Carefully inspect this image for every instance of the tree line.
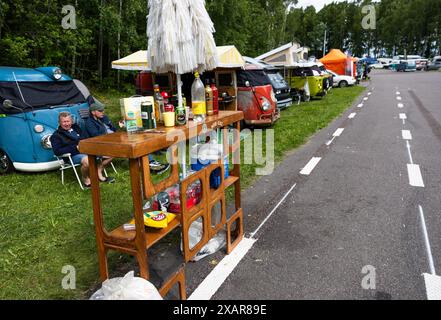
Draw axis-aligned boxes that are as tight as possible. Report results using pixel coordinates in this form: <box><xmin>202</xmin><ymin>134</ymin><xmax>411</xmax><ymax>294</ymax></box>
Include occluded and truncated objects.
<box><xmin>0</xmin><ymin>0</ymin><xmax>440</xmax><ymax>87</ymax></box>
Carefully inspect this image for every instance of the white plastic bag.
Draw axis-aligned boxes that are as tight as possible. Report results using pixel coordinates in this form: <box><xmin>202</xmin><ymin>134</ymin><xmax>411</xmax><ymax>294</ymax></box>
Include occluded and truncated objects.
<box><xmin>183</xmin><ymin>220</ymin><xmax>226</xmax><ymax>262</ymax></box>
<box><xmin>90</xmin><ymin>271</ymin><xmax>163</xmax><ymax>300</ymax></box>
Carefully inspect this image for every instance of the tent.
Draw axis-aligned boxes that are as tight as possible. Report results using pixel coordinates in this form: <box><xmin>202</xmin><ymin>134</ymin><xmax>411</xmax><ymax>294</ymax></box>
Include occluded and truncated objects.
<box><xmin>320</xmin><ymin>49</ymin><xmax>357</xmax><ymax>77</ymax></box>
<box><xmin>111</xmin><ymin>46</ymin><xmax>245</xmax><ymax>71</ymax></box>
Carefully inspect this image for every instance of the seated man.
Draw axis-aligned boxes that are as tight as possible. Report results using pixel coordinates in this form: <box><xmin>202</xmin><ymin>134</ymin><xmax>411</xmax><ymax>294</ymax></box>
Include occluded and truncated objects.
<box><xmin>85</xmin><ymin>102</ymin><xmax>116</xmax><ymax>183</ymax></box>
<box><xmin>51</xmin><ymin>111</ymin><xmax>108</xmax><ymax>188</ymax></box>
<box><xmin>87</xmin><ymin>101</ymin><xmax>169</xmax><ymax>174</ymax></box>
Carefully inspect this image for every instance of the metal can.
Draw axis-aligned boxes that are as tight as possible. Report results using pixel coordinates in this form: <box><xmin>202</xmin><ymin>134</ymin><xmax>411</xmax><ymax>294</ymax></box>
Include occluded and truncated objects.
<box><xmin>175</xmin><ymin>106</ymin><xmax>186</xmax><ymax>126</ymax></box>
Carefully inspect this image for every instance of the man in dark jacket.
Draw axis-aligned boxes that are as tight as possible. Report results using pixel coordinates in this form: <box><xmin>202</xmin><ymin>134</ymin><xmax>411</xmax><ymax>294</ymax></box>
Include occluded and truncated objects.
<box><xmin>51</xmin><ymin>111</ymin><xmax>107</xmax><ymax>188</ymax></box>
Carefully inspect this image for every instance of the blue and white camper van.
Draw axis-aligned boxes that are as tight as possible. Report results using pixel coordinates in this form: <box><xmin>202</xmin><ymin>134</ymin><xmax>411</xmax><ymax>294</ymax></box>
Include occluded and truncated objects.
<box><xmin>0</xmin><ymin>66</ymin><xmax>92</xmax><ymax>174</ymax></box>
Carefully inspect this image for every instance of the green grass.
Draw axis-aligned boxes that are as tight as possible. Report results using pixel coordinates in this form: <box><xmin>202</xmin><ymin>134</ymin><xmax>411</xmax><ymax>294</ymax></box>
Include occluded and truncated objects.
<box><xmin>0</xmin><ymin>85</ymin><xmax>364</xmax><ymax>299</ymax></box>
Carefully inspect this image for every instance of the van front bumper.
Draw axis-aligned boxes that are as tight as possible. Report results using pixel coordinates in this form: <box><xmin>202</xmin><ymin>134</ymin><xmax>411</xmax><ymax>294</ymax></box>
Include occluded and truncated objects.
<box><xmin>245</xmin><ymin>110</ymin><xmax>280</xmax><ymax>126</ymax></box>
<box><xmin>14</xmin><ymin>160</ymin><xmax>60</xmax><ymax>172</ymax></box>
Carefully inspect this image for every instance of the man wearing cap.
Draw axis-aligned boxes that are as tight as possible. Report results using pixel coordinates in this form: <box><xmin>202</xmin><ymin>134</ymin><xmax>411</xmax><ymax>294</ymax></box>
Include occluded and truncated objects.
<box><xmin>85</xmin><ymin>101</ymin><xmax>116</xmax><ymax>183</ymax></box>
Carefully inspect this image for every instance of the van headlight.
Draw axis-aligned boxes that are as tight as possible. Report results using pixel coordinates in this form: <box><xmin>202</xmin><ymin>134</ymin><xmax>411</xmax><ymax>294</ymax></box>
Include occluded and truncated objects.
<box><xmin>260</xmin><ymin>97</ymin><xmax>271</xmax><ymax>111</ymax></box>
<box><xmin>276</xmin><ymin>90</ymin><xmax>281</xmax><ymax>95</ymax></box>
<box><xmin>41</xmin><ymin>135</ymin><xmax>52</xmax><ymax>149</ymax></box>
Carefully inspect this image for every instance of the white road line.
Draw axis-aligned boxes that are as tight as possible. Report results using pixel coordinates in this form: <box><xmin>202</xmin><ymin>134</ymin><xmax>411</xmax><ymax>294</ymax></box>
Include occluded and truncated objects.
<box><xmin>326</xmin><ymin>137</ymin><xmax>336</xmax><ymax>146</ymax></box>
<box><xmin>348</xmin><ymin>113</ymin><xmax>357</xmax><ymax>119</ymax></box>
<box><xmin>363</xmin><ymin>97</ymin><xmax>369</xmax><ymax>101</ymax></box>
<box><xmin>357</xmin><ymin>103</ymin><xmax>364</xmax><ymax>108</ymax></box>
<box><xmin>367</xmin><ymin>92</ymin><xmax>372</xmax><ymax>96</ymax></box>
<box><xmin>407</xmin><ymin>164</ymin><xmax>425</xmax><ymax>187</ymax></box>
<box><xmin>402</xmin><ymin>130</ymin><xmax>412</xmax><ymax>140</ymax></box>
<box><xmin>423</xmin><ymin>273</ymin><xmax>441</xmax><ymax>300</ymax></box>
<box><xmin>250</xmin><ymin>183</ymin><xmax>297</xmax><ymax>239</ymax></box>
<box><xmin>406</xmin><ymin>141</ymin><xmax>414</xmax><ymax>164</ymax></box>
<box><xmin>419</xmin><ymin>206</ymin><xmax>436</xmax><ymax>275</ymax></box>
<box><xmin>399</xmin><ymin>113</ymin><xmax>407</xmax><ymax>124</ymax></box>
<box><xmin>188</xmin><ymin>237</ymin><xmax>256</xmax><ymax>300</ymax></box>
<box><xmin>398</xmin><ymin>103</ymin><xmax>404</xmax><ymax>108</ymax></box>
<box><xmin>397</xmin><ymin>96</ymin><xmax>402</xmax><ymax>101</ymax></box>
<box><xmin>333</xmin><ymin>128</ymin><xmax>345</xmax><ymax>137</ymax></box>
<box><xmin>396</xmin><ymin>91</ymin><xmax>401</xmax><ymax>95</ymax></box>
<box><xmin>300</xmin><ymin>157</ymin><xmax>322</xmax><ymax>175</ymax></box>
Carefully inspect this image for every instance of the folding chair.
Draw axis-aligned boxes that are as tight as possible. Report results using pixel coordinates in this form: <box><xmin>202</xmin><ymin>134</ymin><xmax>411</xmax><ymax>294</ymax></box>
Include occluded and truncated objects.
<box><xmin>54</xmin><ymin>153</ymin><xmax>85</xmax><ymax>190</ymax></box>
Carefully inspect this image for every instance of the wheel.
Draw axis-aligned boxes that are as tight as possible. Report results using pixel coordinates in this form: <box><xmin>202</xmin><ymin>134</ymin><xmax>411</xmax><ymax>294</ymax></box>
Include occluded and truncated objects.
<box><xmin>339</xmin><ymin>80</ymin><xmax>348</xmax><ymax>88</ymax></box>
<box><xmin>0</xmin><ymin>150</ymin><xmax>14</xmax><ymax>174</ymax></box>
<box><xmin>302</xmin><ymin>93</ymin><xmax>311</xmax><ymax>102</ymax></box>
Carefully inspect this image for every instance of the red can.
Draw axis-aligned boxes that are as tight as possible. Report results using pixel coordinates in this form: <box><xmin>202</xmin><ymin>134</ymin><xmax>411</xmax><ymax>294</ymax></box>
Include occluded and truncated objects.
<box><xmin>164</xmin><ymin>104</ymin><xmax>175</xmax><ymax>112</ymax></box>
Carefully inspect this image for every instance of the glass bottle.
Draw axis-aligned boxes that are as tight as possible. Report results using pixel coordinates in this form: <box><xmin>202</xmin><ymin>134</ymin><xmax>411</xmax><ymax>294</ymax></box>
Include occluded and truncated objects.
<box><xmin>153</xmin><ymin>84</ymin><xmax>165</xmax><ymax>124</ymax></box>
<box><xmin>211</xmin><ymin>79</ymin><xmax>219</xmax><ymax>115</ymax></box>
<box><xmin>191</xmin><ymin>72</ymin><xmax>206</xmax><ymax>122</ymax></box>
<box><xmin>205</xmin><ymin>79</ymin><xmax>214</xmax><ymax>117</ymax></box>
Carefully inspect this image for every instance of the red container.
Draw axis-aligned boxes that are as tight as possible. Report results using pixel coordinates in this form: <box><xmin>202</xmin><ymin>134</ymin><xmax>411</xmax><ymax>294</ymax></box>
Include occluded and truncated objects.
<box><xmin>164</xmin><ymin>104</ymin><xmax>175</xmax><ymax>112</ymax></box>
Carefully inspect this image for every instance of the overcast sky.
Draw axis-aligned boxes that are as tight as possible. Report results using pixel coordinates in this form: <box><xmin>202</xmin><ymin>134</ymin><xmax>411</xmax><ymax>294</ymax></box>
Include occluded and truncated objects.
<box><xmin>293</xmin><ymin>0</ymin><xmax>352</xmax><ymax>12</ymax></box>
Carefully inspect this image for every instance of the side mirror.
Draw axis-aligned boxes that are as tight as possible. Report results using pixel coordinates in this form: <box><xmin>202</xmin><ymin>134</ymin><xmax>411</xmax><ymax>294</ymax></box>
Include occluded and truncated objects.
<box><xmin>3</xmin><ymin>100</ymin><xmax>14</xmax><ymax>109</ymax></box>
<box><xmin>245</xmin><ymin>81</ymin><xmax>251</xmax><ymax>87</ymax></box>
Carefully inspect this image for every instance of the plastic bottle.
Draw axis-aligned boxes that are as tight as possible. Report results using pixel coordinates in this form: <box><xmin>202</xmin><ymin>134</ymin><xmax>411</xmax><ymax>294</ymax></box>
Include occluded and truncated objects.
<box><xmin>153</xmin><ymin>84</ymin><xmax>164</xmax><ymax>124</ymax></box>
<box><xmin>191</xmin><ymin>72</ymin><xmax>206</xmax><ymax>122</ymax></box>
<box><xmin>211</xmin><ymin>79</ymin><xmax>219</xmax><ymax>115</ymax></box>
<box><xmin>205</xmin><ymin>79</ymin><xmax>214</xmax><ymax>117</ymax></box>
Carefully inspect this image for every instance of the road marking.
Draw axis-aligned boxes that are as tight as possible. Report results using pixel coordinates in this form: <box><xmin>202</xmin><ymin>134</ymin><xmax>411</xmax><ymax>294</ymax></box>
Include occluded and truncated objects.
<box><xmin>357</xmin><ymin>103</ymin><xmax>364</xmax><ymax>108</ymax></box>
<box><xmin>333</xmin><ymin>128</ymin><xmax>345</xmax><ymax>137</ymax></box>
<box><xmin>250</xmin><ymin>183</ymin><xmax>297</xmax><ymax>239</ymax></box>
<box><xmin>326</xmin><ymin>137</ymin><xmax>335</xmax><ymax>146</ymax></box>
<box><xmin>397</xmin><ymin>96</ymin><xmax>402</xmax><ymax>101</ymax></box>
<box><xmin>423</xmin><ymin>273</ymin><xmax>441</xmax><ymax>300</ymax></box>
<box><xmin>367</xmin><ymin>92</ymin><xmax>372</xmax><ymax>96</ymax></box>
<box><xmin>399</xmin><ymin>113</ymin><xmax>407</xmax><ymax>124</ymax></box>
<box><xmin>419</xmin><ymin>206</ymin><xmax>436</xmax><ymax>275</ymax></box>
<box><xmin>348</xmin><ymin>113</ymin><xmax>357</xmax><ymax>119</ymax></box>
<box><xmin>406</xmin><ymin>141</ymin><xmax>414</xmax><ymax>164</ymax></box>
<box><xmin>188</xmin><ymin>237</ymin><xmax>256</xmax><ymax>300</ymax></box>
<box><xmin>398</xmin><ymin>103</ymin><xmax>404</xmax><ymax>108</ymax></box>
<box><xmin>407</xmin><ymin>164</ymin><xmax>425</xmax><ymax>187</ymax></box>
<box><xmin>402</xmin><ymin>130</ymin><xmax>412</xmax><ymax>140</ymax></box>
<box><xmin>396</xmin><ymin>91</ymin><xmax>401</xmax><ymax>95</ymax></box>
<box><xmin>363</xmin><ymin>97</ymin><xmax>369</xmax><ymax>101</ymax></box>
<box><xmin>300</xmin><ymin>157</ymin><xmax>322</xmax><ymax>175</ymax></box>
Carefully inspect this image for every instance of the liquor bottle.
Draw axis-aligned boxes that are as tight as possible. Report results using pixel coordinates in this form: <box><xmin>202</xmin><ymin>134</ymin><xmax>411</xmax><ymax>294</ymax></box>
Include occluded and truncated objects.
<box><xmin>205</xmin><ymin>79</ymin><xmax>214</xmax><ymax>117</ymax></box>
<box><xmin>141</xmin><ymin>101</ymin><xmax>154</xmax><ymax>129</ymax></box>
<box><xmin>153</xmin><ymin>84</ymin><xmax>164</xmax><ymax>124</ymax></box>
<box><xmin>210</xmin><ymin>79</ymin><xmax>219</xmax><ymax>115</ymax></box>
<box><xmin>191</xmin><ymin>72</ymin><xmax>206</xmax><ymax>122</ymax></box>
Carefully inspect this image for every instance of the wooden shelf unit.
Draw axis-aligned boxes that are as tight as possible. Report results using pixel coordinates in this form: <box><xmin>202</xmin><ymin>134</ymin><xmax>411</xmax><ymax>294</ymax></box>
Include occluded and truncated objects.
<box><xmin>79</xmin><ymin>111</ymin><xmax>244</xmax><ymax>290</ymax></box>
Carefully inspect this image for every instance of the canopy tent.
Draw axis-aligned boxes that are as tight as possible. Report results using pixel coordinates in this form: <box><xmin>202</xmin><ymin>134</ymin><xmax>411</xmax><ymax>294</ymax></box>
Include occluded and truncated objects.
<box><xmin>320</xmin><ymin>49</ymin><xmax>357</xmax><ymax>77</ymax></box>
<box><xmin>111</xmin><ymin>46</ymin><xmax>245</xmax><ymax>71</ymax></box>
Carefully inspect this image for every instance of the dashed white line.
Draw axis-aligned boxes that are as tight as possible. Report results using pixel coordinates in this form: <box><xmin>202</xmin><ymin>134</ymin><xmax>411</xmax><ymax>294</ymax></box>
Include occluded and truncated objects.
<box><xmin>407</xmin><ymin>164</ymin><xmax>425</xmax><ymax>187</ymax></box>
<box><xmin>300</xmin><ymin>157</ymin><xmax>322</xmax><ymax>175</ymax></box>
<box><xmin>348</xmin><ymin>113</ymin><xmax>357</xmax><ymax>119</ymax></box>
<box><xmin>398</xmin><ymin>103</ymin><xmax>404</xmax><ymax>108</ymax></box>
<box><xmin>363</xmin><ymin>97</ymin><xmax>369</xmax><ymax>101</ymax></box>
<box><xmin>397</xmin><ymin>96</ymin><xmax>402</xmax><ymax>101</ymax></box>
<box><xmin>423</xmin><ymin>273</ymin><xmax>441</xmax><ymax>300</ymax></box>
<box><xmin>399</xmin><ymin>113</ymin><xmax>407</xmax><ymax>124</ymax></box>
<box><xmin>333</xmin><ymin>128</ymin><xmax>345</xmax><ymax>137</ymax></box>
<box><xmin>402</xmin><ymin>130</ymin><xmax>412</xmax><ymax>140</ymax></box>
<box><xmin>406</xmin><ymin>141</ymin><xmax>414</xmax><ymax>164</ymax></box>
<box><xmin>367</xmin><ymin>92</ymin><xmax>372</xmax><ymax>96</ymax></box>
<box><xmin>396</xmin><ymin>91</ymin><xmax>401</xmax><ymax>95</ymax></box>
<box><xmin>357</xmin><ymin>103</ymin><xmax>364</xmax><ymax>108</ymax></box>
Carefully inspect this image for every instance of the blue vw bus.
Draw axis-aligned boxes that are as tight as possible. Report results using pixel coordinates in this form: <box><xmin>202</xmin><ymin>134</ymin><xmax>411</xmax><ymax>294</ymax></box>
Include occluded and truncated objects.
<box><xmin>0</xmin><ymin>66</ymin><xmax>92</xmax><ymax>174</ymax></box>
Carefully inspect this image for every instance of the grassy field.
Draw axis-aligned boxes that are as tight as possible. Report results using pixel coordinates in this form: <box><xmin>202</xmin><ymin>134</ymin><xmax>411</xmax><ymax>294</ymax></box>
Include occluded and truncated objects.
<box><xmin>0</xmin><ymin>85</ymin><xmax>365</xmax><ymax>299</ymax></box>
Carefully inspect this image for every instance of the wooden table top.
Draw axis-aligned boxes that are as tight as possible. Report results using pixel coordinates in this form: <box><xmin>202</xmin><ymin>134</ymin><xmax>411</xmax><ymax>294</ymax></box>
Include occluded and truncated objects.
<box><xmin>79</xmin><ymin>110</ymin><xmax>243</xmax><ymax>158</ymax></box>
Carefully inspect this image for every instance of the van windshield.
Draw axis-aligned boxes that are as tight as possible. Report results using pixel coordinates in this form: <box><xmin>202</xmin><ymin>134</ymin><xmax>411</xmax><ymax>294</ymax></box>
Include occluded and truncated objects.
<box><xmin>237</xmin><ymin>70</ymin><xmax>271</xmax><ymax>87</ymax></box>
<box><xmin>0</xmin><ymin>80</ymin><xmax>87</xmax><ymax>114</ymax></box>
<box><xmin>266</xmin><ymin>72</ymin><xmax>287</xmax><ymax>89</ymax></box>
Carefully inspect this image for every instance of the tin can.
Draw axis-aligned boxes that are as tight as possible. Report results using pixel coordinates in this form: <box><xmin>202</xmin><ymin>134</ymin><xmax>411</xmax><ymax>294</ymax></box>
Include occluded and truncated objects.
<box><xmin>176</xmin><ymin>106</ymin><xmax>186</xmax><ymax>126</ymax></box>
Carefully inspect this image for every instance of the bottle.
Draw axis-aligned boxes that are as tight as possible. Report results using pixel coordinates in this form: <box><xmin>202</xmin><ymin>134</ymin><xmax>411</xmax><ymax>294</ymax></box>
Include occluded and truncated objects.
<box><xmin>141</xmin><ymin>101</ymin><xmax>154</xmax><ymax>129</ymax></box>
<box><xmin>176</xmin><ymin>105</ymin><xmax>186</xmax><ymax>126</ymax></box>
<box><xmin>211</xmin><ymin>79</ymin><xmax>219</xmax><ymax>115</ymax></box>
<box><xmin>205</xmin><ymin>79</ymin><xmax>214</xmax><ymax>117</ymax></box>
<box><xmin>153</xmin><ymin>84</ymin><xmax>165</xmax><ymax>124</ymax></box>
<box><xmin>191</xmin><ymin>72</ymin><xmax>206</xmax><ymax>122</ymax></box>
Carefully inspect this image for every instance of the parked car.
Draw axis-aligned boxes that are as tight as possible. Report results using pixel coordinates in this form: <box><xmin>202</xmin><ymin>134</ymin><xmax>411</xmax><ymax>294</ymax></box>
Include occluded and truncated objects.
<box><xmin>326</xmin><ymin>70</ymin><xmax>356</xmax><ymax>87</ymax></box>
<box><xmin>243</xmin><ymin>57</ymin><xmax>292</xmax><ymax>109</ymax></box>
<box><xmin>425</xmin><ymin>56</ymin><xmax>441</xmax><ymax>71</ymax></box>
<box><xmin>394</xmin><ymin>60</ymin><xmax>417</xmax><ymax>72</ymax></box>
<box><xmin>0</xmin><ymin>66</ymin><xmax>93</xmax><ymax>174</ymax></box>
<box><xmin>416</xmin><ymin>59</ymin><xmax>429</xmax><ymax>71</ymax></box>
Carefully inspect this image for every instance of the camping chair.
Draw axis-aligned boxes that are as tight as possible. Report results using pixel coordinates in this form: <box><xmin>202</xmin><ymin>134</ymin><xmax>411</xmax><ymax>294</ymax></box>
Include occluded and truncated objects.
<box><xmin>54</xmin><ymin>153</ymin><xmax>85</xmax><ymax>190</ymax></box>
<box><xmin>54</xmin><ymin>153</ymin><xmax>117</xmax><ymax>190</ymax></box>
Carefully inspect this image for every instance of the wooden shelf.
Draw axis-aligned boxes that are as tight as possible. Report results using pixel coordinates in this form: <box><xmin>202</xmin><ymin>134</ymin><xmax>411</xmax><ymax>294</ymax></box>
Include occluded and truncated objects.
<box><xmin>109</xmin><ymin>217</ymin><xmax>181</xmax><ymax>250</ymax></box>
<box><xmin>224</xmin><ymin>175</ymin><xmax>239</xmax><ymax>189</ymax></box>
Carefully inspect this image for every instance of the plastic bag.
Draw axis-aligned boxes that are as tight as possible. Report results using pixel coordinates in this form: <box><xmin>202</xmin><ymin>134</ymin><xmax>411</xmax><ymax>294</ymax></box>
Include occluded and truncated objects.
<box><xmin>90</xmin><ymin>271</ymin><xmax>163</xmax><ymax>300</ymax></box>
<box><xmin>183</xmin><ymin>220</ymin><xmax>226</xmax><ymax>262</ymax></box>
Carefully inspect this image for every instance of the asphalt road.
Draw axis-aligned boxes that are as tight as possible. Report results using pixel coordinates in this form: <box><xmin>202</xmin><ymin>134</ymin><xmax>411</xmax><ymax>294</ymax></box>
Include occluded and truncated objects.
<box><xmin>185</xmin><ymin>70</ymin><xmax>441</xmax><ymax>300</ymax></box>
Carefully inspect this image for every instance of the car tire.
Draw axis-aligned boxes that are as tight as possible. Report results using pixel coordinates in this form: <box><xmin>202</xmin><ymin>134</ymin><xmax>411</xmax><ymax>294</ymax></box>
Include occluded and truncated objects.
<box><xmin>0</xmin><ymin>150</ymin><xmax>14</xmax><ymax>174</ymax></box>
<box><xmin>339</xmin><ymin>81</ymin><xmax>348</xmax><ymax>88</ymax></box>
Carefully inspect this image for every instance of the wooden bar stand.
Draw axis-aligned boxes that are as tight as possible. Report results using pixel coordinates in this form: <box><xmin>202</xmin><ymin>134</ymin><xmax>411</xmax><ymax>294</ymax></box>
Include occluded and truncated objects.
<box><xmin>79</xmin><ymin>111</ymin><xmax>244</xmax><ymax>299</ymax></box>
